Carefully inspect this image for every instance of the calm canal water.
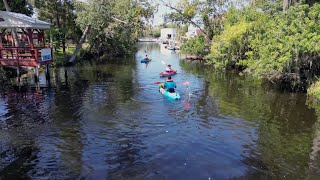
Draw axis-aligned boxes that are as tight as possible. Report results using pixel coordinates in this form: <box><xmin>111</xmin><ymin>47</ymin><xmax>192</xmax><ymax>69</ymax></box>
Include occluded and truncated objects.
<box><xmin>1</xmin><ymin>43</ymin><xmax>320</xmax><ymax>179</ymax></box>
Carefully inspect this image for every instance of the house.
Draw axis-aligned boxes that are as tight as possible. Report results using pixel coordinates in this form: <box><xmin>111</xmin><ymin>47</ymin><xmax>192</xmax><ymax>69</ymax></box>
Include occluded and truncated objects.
<box><xmin>160</xmin><ymin>28</ymin><xmax>177</xmax><ymax>41</ymax></box>
<box><xmin>0</xmin><ymin>11</ymin><xmax>52</xmax><ymax>82</ymax></box>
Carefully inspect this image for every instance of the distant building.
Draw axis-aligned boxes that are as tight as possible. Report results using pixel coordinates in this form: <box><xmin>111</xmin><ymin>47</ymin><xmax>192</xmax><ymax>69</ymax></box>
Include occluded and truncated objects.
<box><xmin>160</xmin><ymin>28</ymin><xmax>177</xmax><ymax>41</ymax></box>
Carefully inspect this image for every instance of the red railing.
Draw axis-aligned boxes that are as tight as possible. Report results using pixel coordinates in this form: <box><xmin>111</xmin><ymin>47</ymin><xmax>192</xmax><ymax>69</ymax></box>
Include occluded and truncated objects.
<box><xmin>0</xmin><ymin>47</ymin><xmax>53</xmax><ymax>67</ymax></box>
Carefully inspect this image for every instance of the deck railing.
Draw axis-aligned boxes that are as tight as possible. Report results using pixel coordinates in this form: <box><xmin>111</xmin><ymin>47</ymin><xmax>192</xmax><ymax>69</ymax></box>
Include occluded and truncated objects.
<box><xmin>0</xmin><ymin>47</ymin><xmax>53</xmax><ymax>67</ymax></box>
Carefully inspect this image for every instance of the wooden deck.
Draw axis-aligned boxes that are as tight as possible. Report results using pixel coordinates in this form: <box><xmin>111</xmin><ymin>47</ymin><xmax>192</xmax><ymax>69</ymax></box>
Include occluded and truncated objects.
<box><xmin>0</xmin><ymin>47</ymin><xmax>53</xmax><ymax>67</ymax></box>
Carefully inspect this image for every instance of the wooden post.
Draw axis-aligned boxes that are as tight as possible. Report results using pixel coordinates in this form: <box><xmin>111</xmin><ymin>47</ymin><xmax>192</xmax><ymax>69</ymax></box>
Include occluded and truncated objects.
<box><xmin>16</xmin><ymin>66</ymin><xmax>20</xmax><ymax>84</ymax></box>
<box><xmin>0</xmin><ymin>33</ymin><xmax>2</xmax><ymax>58</ymax></box>
<box><xmin>45</xmin><ymin>63</ymin><xmax>50</xmax><ymax>81</ymax></box>
<box><xmin>34</xmin><ymin>65</ymin><xmax>39</xmax><ymax>82</ymax></box>
<box><xmin>27</xmin><ymin>29</ymin><xmax>35</xmax><ymax>59</ymax></box>
<box><xmin>64</xmin><ymin>68</ymin><xmax>68</xmax><ymax>84</ymax></box>
<box><xmin>40</xmin><ymin>30</ymin><xmax>45</xmax><ymax>47</ymax></box>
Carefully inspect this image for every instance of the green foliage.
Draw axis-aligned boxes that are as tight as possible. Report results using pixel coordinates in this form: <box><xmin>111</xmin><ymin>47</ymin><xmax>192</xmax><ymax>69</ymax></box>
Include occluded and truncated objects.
<box><xmin>207</xmin><ymin>9</ymin><xmax>253</xmax><ymax>68</ymax></box>
<box><xmin>33</xmin><ymin>0</ymin><xmax>82</xmax><ymax>61</ymax></box>
<box><xmin>54</xmin><ymin>46</ymin><xmax>77</xmax><ymax>66</ymax></box>
<box><xmin>0</xmin><ymin>0</ymin><xmax>33</xmax><ymax>16</ymax></box>
<box><xmin>163</xmin><ymin>0</ymin><xmax>225</xmax><ymax>39</ymax></box>
<box><xmin>34</xmin><ymin>0</ymin><xmax>82</xmax><ymax>53</ymax></box>
<box><xmin>254</xmin><ymin>0</ymin><xmax>283</xmax><ymax>13</ymax></box>
<box><xmin>152</xmin><ymin>29</ymin><xmax>161</xmax><ymax>38</ymax></box>
<box><xmin>307</xmin><ymin>79</ymin><xmax>320</xmax><ymax>108</ymax></box>
<box><xmin>207</xmin><ymin>3</ymin><xmax>320</xmax><ymax>85</ymax></box>
<box><xmin>244</xmin><ymin>4</ymin><xmax>320</xmax><ymax>80</ymax></box>
<box><xmin>181</xmin><ymin>35</ymin><xmax>208</xmax><ymax>58</ymax></box>
<box><xmin>75</xmin><ymin>0</ymin><xmax>156</xmax><ymax>56</ymax></box>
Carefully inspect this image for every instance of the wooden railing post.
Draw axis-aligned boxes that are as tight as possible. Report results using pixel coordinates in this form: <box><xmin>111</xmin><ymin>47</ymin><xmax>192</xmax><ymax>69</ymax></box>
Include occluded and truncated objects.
<box><xmin>0</xmin><ymin>33</ymin><xmax>2</xmax><ymax>58</ymax></box>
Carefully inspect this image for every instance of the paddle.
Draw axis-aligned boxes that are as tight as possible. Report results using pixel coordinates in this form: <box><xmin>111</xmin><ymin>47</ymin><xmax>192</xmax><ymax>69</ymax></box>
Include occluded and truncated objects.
<box><xmin>154</xmin><ymin>81</ymin><xmax>189</xmax><ymax>85</ymax></box>
<box><xmin>161</xmin><ymin>60</ymin><xmax>167</xmax><ymax>65</ymax></box>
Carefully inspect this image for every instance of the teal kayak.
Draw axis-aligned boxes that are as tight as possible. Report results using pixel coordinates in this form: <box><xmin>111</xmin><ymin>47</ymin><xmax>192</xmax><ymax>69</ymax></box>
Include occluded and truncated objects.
<box><xmin>159</xmin><ymin>84</ymin><xmax>181</xmax><ymax>100</ymax></box>
<box><xmin>141</xmin><ymin>58</ymin><xmax>151</xmax><ymax>63</ymax></box>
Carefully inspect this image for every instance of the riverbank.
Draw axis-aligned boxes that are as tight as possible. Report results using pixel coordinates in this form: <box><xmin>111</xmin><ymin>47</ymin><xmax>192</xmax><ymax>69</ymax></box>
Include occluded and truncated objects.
<box><xmin>178</xmin><ymin>4</ymin><xmax>320</xmax><ymax>94</ymax></box>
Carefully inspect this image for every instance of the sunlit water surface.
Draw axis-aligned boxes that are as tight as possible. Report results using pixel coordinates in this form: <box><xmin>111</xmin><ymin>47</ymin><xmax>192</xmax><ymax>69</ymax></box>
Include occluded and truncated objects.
<box><xmin>1</xmin><ymin>43</ymin><xmax>320</xmax><ymax>179</ymax></box>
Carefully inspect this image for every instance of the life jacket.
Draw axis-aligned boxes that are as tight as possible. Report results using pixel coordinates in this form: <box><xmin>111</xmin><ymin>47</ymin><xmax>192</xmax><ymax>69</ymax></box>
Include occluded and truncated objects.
<box><xmin>164</xmin><ymin>80</ymin><xmax>176</xmax><ymax>91</ymax></box>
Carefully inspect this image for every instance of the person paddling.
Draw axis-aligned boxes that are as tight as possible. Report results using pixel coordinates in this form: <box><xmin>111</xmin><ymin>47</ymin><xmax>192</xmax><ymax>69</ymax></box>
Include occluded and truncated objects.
<box><xmin>164</xmin><ymin>76</ymin><xmax>176</xmax><ymax>93</ymax></box>
<box><xmin>144</xmin><ymin>50</ymin><xmax>149</xmax><ymax>60</ymax></box>
<box><xmin>165</xmin><ymin>64</ymin><xmax>172</xmax><ymax>72</ymax></box>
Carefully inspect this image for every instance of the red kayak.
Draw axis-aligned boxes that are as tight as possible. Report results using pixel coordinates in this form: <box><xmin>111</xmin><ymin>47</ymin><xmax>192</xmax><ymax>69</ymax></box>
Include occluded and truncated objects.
<box><xmin>159</xmin><ymin>69</ymin><xmax>177</xmax><ymax>77</ymax></box>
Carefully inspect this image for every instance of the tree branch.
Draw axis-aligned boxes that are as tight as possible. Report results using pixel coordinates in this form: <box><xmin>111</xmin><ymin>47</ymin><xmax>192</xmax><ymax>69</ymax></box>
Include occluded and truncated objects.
<box><xmin>111</xmin><ymin>16</ymin><xmax>128</xmax><ymax>24</ymax></box>
<box><xmin>159</xmin><ymin>0</ymin><xmax>208</xmax><ymax>37</ymax></box>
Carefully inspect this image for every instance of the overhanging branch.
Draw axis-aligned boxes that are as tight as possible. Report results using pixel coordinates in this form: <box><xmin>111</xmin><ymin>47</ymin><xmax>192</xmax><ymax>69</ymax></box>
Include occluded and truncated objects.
<box><xmin>159</xmin><ymin>0</ymin><xmax>208</xmax><ymax>37</ymax></box>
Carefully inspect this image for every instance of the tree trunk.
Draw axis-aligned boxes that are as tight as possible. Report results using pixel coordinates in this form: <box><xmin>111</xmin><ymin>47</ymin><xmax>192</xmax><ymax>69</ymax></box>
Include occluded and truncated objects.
<box><xmin>306</xmin><ymin>0</ymin><xmax>316</xmax><ymax>6</ymax></box>
<box><xmin>3</xmin><ymin>0</ymin><xmax>10</xmax><ymax>10</ymax></box>
<box><xmin>62</xmin><ymin>37</ymin><xmax>66</xmax><ymax>57</ymax></box>
<box><xmin>283</xmin><ymin>0</ymin><xmax>289</xmax><ymax>11</ymax></box>
<box><xmin>69</xmin><ymin>25</ymin><xmax>91</xmax><ymax>63</ymax></box>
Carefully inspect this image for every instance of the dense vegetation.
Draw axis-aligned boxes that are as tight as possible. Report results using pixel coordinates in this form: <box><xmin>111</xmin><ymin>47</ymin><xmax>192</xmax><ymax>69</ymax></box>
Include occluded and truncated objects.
<box><xmin>180</xmin><ymin>35</ymin><xmax>208</xmax><ymax>59</ymax></box>
<box><xmin>0</xmin><ymin>0</ymin><xmax>33</xmax><ymax>16</ymax></box>
<box><xmin>208</xmin><ymin>4</ymin><xmax>320</xmax><ymax>89</ymax></box>
<box><xmin>167</xmin><ymin>0</ymin><xmax>320</xmax><ymax>91</ymax></box>
<box><xmin>2</xmin><ymin>0</ymin><xmax>156</xmax><ymax>65</ymax></box>
<box><xmin>74</xmin><ymin>0</ymin><xmax>155</xmax><ymax>57</ymax></box>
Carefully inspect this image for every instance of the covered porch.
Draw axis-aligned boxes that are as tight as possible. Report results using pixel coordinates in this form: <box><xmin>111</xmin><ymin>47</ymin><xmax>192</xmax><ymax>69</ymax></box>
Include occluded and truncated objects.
<box><xmin>0</xmin><ymin>11</ymin><xmax>53</xmax><ymax>67</ymax></box>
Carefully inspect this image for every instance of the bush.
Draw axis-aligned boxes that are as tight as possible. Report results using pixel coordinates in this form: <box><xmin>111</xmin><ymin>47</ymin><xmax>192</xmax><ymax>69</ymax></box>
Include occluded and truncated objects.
<box><xmin>207</xmin><ymin>4</ymin><xmax>320</xmax><ymax>84</ymax></box>
<box><xmin>180</xmin><ymin>35</ymin><xmax>208</xmax><ymax>58</ymax></box>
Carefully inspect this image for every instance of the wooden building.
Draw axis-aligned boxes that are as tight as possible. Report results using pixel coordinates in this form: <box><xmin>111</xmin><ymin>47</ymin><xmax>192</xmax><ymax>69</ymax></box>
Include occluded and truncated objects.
<box><xmin>0</xmin><ymin>11</ymin><xmax>53</xmax><ymax>75</ymax></box>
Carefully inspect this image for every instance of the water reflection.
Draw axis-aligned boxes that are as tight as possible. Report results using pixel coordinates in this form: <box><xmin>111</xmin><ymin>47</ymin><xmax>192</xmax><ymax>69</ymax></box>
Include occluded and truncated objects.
<box><xmin>181</xmin><ymin>61</ymin><xmax>318</xmax><ymax>179</ymax></box>
<box><xmin>0</xmin><ymin>43</ymin><xmax>319</xmax><ymax>179</ymax></box>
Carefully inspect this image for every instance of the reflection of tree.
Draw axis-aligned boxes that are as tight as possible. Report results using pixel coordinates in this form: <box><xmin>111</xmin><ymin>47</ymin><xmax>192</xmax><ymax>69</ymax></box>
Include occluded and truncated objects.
<box><xmin>0</xmin><ymin>53</ymin><xmax>144</xmax><ymax>178</ymax></box>
<box><xmin>306</xmin><ymin>103</ymin><xmax>320</xmax><ymax>176</ymax></box>
<box><xmin>180</xmin><ymin>63</ymin><xmax>318</xmax><ymax>178</ymax></box>
<box><xmin>72</xmin><ymin>59</ymin><xmax>145</xmax><ymax>178</ymax></box>
<box><xmin>137</xmin><ymin>42</ymin><xmax>159</xmax><ymax>52</ymax></box>
<box><xmin>49</xmin><ymin>67</ymin><xmax>88</xmax><ymax>177</ymax></box>
<box><xmin>0</xmin><ymin>88</ymin><xmax>49</xmax><ymax>178</ymax></box>
<box><xmin>77</xmin><ymin>59</ymin><xmax>137</xmax><ymax>103</ymax></box>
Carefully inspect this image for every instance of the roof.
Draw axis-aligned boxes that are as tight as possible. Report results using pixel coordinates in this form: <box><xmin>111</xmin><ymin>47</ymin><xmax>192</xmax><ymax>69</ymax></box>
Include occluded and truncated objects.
<box><xmin>0</xmin><ymin>11</ymin><xmax>51</xmax><ymax>29</ymax></box>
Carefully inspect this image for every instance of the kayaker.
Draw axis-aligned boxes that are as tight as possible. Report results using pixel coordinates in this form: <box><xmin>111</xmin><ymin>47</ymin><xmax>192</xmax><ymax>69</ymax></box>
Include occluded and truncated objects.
<box><xmin>144</xmin><ymin>50</ymin><xmax>149</xmax><ymax>60</ymax></box>
<box><xmin>164</xmin><ymin>76</ymin><xmax>176</xmax><ymax>93</ymax></box>
<box><xmin>166</xmin><ymin>64</ymin><xmax>172</xmax><ymax>72</ymax></box>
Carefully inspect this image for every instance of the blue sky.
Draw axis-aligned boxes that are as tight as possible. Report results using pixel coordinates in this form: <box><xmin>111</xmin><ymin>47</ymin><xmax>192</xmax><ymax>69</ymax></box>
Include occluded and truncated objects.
<box><xmin>152</xmin><ymin>0</ymin><xmax>177</xmax><ymax>25</ymax></box>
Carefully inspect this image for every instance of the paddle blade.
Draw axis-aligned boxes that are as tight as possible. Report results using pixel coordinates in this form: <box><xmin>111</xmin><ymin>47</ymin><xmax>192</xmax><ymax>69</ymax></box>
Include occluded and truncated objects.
<box><xmin>161</xmin><ymin>60</ymin><xmax>166</xmax><ymax>65</ymax></box>
<box><xmin>181</xmin><ymin>81</ymin><xmax>190</xmax><ymax>85</ymax></box>
<box><xmin>154</xmin><ymin>82</ymin><xmax>162</xmax><ymax>84</ymax></box>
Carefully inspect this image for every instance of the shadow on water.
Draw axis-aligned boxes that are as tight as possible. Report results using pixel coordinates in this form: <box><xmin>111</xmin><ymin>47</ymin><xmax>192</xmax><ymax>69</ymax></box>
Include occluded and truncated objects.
<box><xmin>0</xmin><ymin>43</ymin><xmax>320</xmax><ymax>179</ymax></box>
<box><xmin>180</xmin><ymin>61</ymin><xmax>319</xmax><ymax>179</ymax></box>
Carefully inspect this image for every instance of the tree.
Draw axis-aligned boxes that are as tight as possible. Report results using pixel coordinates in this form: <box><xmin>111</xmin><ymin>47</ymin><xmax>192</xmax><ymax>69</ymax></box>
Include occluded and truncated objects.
<box><xmin>161</xmin><ymin>0</ymin><xmax>229</xmax><ymax>40</ymax></box>
<box><xmin>74</xmin><ymin>0</ymin><xmax>156</xmax><ymax>57</ymax></box>
<box><xmin>180</xmin><ymin>35</ymin><xmax>208</xmax><ymax>58</ymax></box>
<box><xmin>0</xmin><ymin>0</ymin><xmax>33</xmax><ymax>16</ymax></box>
<box><xmin>34</xmin><ymin>0</ymin><xmax>81</xmax><ymax>56</ymax></box>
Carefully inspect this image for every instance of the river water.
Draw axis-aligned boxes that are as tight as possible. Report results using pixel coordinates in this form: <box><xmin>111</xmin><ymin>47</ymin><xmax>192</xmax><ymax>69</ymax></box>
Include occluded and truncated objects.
<box><xmin>0</xmin><ymin>42</ymin><xmax>320</xmax><ymax>179</ymax></box>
